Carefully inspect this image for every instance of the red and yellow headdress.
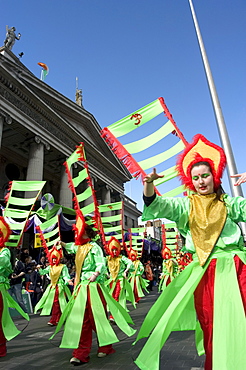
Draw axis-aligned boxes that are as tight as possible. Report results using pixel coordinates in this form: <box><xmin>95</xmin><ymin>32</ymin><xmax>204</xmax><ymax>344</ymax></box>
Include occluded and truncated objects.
<box><xmin>73</xmin><ymin>210</ymin><xmax>87</xmax><ymax>246</ymax></box>
<box><xmin>176</xmin><ymin>134</ymin><xmax>227</xmax><ymax>192</ymax></box>
<box><xmin>48</xmin><ymin>245</ymin><xmax>63</xmax><ymax>266</ymax></box>
<box><xmin>128</xmin><ymin>247</ymin><xmax>138</xmax><ymax>261</ymax></box>
<box><xmin>0</xmin><ymin>217</ymin><xmax>11</xmax><ymax>248</ymax></box>
<box><xmin>106</xmin><ymin>236</ymin><xmax>121</xmax><ymax>257</ymax></box>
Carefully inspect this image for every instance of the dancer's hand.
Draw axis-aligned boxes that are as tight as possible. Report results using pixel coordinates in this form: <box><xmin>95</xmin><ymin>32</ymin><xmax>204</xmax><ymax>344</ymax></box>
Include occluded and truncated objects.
<box><xmin>143</xmin><ymin>168</ymin><xmax>163</xmax><ymax>197</ymax></box>
<box><xmin>143</xmin><ymin>168</ymin><xmax>164</xmax><ymax>183</ymax></box>
<box><xmin>231</xmin><ymin>172</ymin><xmax>246</xmax><ymax>186</ymax></box>
<box><xmin>89</xmin><ymin>271</ymin><xmax>99</xmax><ymax>282</ymax></box>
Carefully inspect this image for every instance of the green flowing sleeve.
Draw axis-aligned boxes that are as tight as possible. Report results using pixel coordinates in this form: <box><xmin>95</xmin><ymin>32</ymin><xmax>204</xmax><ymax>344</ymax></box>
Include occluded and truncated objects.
<box><xmin>63</xmin><ymin>242</ymin><xmax>77</xmax><ymax>254</ymax></box>
<box><xmin>91</xmin><ymin>242</ymin><xmax>106</xmax><ymax>274</ymax></box>
<box><xmin>0</xmin><ymin>248</ymin><xmax>12</xmax><ymax>282</ymax></box>
<box><xmin>38</xmin><ymin>266</ymin><xmax>50</xmax><ymax>276</ymax></box>
<box><xmin>138</xmin><ymin>261</ymin><xmax>144</xmax><ymax>275</ymax></box>
<box><xmin>121</xmin><ymin>255</ymin><xmax>134</xmax><ymax>272</ymax></box>
<box><xmin>60</xmin><ymin>265</ymin><xmax>71</xmax><ymax>284</ymax></box>
<box><xmin>224</xmin><ymin>194</ymin><xmax>246</xmax><ymax>223</ymax></box>
<box><xmin>142</xmin><ymin>195</ymin><xmax>190</xmax><ymax>233</ymax></box>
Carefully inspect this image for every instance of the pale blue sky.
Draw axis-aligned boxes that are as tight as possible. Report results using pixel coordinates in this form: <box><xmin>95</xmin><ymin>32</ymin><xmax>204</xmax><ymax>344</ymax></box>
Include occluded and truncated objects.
<box><xmin>2</xmin><ymin>0</ymin><xmax>246</xmax><ymax>210</ymax></box>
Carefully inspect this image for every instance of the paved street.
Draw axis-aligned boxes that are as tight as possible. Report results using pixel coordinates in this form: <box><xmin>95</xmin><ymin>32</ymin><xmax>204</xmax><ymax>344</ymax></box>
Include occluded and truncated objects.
<box><xmin>1</xmin><ymin>287</ymin><xmax>205</xmax><ymax>370</ymax></box>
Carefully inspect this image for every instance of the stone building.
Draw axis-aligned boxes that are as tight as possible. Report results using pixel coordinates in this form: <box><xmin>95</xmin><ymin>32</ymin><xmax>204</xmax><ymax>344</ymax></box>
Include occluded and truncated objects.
<box><xmin>0</xmin><ymin>46</ymin><xmax>141</xmax><ymax>230</ymax></box>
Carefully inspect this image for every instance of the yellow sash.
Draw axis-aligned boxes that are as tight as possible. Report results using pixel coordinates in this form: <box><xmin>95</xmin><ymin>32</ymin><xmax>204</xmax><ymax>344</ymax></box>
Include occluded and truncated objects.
<box><xmin>165</xmin><ymin>260</ymin><xmax>174</xmax><ymax>276</ymax></box>
<box><xmin>74</xmin><ymin>243</ymin><xmax>93</xmax><ymax>287</ymax></box>
<box><xmin>50</xmin><ymin>264</ymin><xmax>64</xmax><ymax>287</ymax></box>
<box><xmin>189</xmin><ymin>193</ymin><xmax>227</xmax><ymax>266</ymax></box>
<box><xmin>133</xmin><ymin>260</ymin><xmax>140</xmax><ymax>276</ymax></box>
<box><xmin>107</xmin><ymin>255</ymin><xmax>122</xmax><ymax>281</ymax></box>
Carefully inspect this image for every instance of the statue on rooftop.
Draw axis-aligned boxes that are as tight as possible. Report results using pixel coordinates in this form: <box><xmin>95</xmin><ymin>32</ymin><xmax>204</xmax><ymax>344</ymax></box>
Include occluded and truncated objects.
<box><xmin>4</xmin><ymin>26</ymin><xmax>21</xmax><ymax>51</ymax></box>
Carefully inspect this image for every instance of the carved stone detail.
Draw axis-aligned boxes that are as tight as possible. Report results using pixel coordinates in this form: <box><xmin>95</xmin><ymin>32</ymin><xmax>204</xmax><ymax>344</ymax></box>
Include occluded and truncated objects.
<box><xmin>35</xmin><ymin>135</ymin><xmax>50</xmax><ymax>150</ymax></box>
<box><xmin>0</xmin><ymin>79</ymin><xmax>75</xmax><ymax>147</ymax></box>
<box><xmin>0</xmin><ymin>109</ymin><xmax>12</xmax><ymax>124</ymax></box>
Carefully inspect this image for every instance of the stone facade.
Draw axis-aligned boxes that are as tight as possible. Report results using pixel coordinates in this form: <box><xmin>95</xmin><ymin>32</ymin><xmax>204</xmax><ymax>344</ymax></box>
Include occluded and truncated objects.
<box><xmin>0</xmin><ymin>47</ymin><xmax>141</xmax><ymax>229</ymax></box>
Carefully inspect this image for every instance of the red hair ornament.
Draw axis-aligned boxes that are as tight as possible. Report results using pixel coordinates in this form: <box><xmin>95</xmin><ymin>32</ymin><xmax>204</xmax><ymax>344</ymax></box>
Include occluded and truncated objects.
<box><xmin>176</xmin><ymin>134</ymin><xmax>227</xmax><ymax>192</ymax></box>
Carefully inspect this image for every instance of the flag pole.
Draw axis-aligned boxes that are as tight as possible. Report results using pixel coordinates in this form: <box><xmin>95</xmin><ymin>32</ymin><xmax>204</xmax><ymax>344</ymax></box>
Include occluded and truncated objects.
<box><xmin>188</xmin><ymin>0</ymin><xmax>243</xmax><ymax>198</ymax></box>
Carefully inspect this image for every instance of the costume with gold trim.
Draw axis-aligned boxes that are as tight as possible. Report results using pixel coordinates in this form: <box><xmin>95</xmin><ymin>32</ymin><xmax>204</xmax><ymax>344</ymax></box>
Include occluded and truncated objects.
<box><xmin>128</xmin><ymin>258</ymin><xmax>148</xmax><ymax>304</ymax></box>
<box><xmin>51</xmin><ymin>240</ymin><xmax>136</xmax><ymax>352</ymax></box>
<box><xmin>135</xmin><ymin>135</ymin><xmax>246</xmax><ymax>370</ymax></box>
<box><xmin>105</xmin><ymin>237</ymin><xmax>135</xmax><ymax>311</ymax></box>
<box><xmin>34</xmin><ymin>263</ymin><xmax>71</xmax><ymax>316</ymax></box>
<box><xmin>34</xmin><ymin>245</ymin><xmax>71</xmax><ymax>322</ymax></box>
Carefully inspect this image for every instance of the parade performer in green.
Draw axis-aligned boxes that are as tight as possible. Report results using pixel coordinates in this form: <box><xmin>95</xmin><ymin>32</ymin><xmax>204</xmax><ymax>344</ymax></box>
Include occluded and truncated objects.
<box><xmin>51</xmin><ymin>212</ymin><xmax>136</xmax><ymax>366</ymax></box>
<box><xmin>134</xmin><ymin>134</ymin><xmax>246</xmax><ymax>370</ymax></box>
<box><xmin>127</xmin><ymin>248</ymin><xmax>148</xmax><ymax>304</ymax></box>
<box><xmin>0</xmin><ymin>217</ymin><xmax>29</xmax><ymax>357</ymax></box>
<box><xmin>158</xmin><ymin>247</ymin><xmax>178</xmax><ymax>292</ymax></box>
<box><xmin>105</xmin><ymin>237</ymin><xmax>135</xmax><ymax>315</ymax></box>
<box><xmin>35</xmin><ymin>245</ymin><xmax>72</xmax><ymax>326</ymax></box>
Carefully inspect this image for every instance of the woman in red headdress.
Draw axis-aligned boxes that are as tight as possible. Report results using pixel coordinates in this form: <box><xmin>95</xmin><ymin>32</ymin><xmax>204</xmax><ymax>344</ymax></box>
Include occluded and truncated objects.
<box><xmin>134</xmin><ymin>134</ymin><xmax>246</xmax><ymax>370</ymax></box>
<box><xmin>127</xmin><ymin>248</ymin><xmax>148</xmax><ymax>304</ymax></box>
<box><xmin>50</xmin><ymin>212</ymin><xmax>136</xmax><ymax>366</ymax></box>
<box><xmin>105</xmin><ymin>236</ymin><xmax>135</xmax><ymax>315</ymax></box>
<box><xmin>34</xmin><ymin>245</ymin><xmax>72</xmax><ymax>326</ymax></box>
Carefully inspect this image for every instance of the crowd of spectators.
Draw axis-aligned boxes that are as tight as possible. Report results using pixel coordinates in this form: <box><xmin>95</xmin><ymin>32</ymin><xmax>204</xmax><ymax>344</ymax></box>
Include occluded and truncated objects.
<box><xmin>9</xmin><ymin>246</ymin><xmax>162</xmax><ymax>311</ymax></box>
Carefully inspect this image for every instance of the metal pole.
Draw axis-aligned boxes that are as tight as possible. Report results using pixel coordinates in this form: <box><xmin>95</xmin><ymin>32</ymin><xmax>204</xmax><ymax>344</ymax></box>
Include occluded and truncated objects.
<box><xmin>188</xmin><ymin>0</ymin><xmax>243</xmax><ymax>198</ymax></box>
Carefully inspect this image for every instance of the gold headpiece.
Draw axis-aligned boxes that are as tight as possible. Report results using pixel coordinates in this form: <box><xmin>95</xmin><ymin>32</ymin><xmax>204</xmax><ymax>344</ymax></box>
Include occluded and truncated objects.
<box><xmin>176</xmin><ymin>134</ymin><xmax>226</xmax><ymax>192</ymax></box>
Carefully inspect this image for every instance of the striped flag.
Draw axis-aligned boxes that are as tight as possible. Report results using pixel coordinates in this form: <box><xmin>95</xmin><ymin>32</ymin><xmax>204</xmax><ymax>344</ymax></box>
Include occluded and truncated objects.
<box><xmin>38</xmin><ymin>62</ymin><xmax>49</xmax><ymax>81</ymax></box>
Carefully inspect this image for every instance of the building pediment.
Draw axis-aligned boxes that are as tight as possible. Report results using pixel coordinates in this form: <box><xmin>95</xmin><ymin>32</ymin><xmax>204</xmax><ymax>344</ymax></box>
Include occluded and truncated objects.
<box><xmin>0</xmin><ymin>48</ymin><xmax>131</xmax><ymax>185</ymax></box>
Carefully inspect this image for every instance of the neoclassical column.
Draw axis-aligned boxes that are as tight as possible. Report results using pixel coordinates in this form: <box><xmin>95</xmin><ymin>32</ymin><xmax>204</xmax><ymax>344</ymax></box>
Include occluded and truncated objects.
<box><xmin>26</xmin><ymin>136</ymin><xmax>50</xmax><ymax>198</ymax></box>
<box><xmin>0</xmin><ymin>111</ymin><xmax>12</xmax><ymax>149</ymax></box>
<box><xmin>26</xmin><ymin>137</ymin><xmax>48</xmax><ymax>180</ymax></box>
<box><xmin>59</xmin><ymin>165</ymin><xmax>73</xmax><ymax>209</ymax></box>
<box><xmin>101</xmin><ymin>184</ymin><xmax>112</xmax><ymax>217</ymax></box>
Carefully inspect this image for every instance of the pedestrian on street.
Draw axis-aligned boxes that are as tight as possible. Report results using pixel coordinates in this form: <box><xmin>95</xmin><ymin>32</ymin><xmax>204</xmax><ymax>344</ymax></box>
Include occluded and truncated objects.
<box><xmin>144</xmin><ymin>260</ymin><xmax>154</xmax><ymax>291</ymax></box>
<box><xmin>8</xmin><ymin>252</ymin><xmax>27</xmax><ymax>313</ymax></box>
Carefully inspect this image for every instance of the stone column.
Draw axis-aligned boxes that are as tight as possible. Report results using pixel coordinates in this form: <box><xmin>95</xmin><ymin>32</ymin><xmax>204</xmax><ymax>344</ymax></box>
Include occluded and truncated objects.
<box><xmin>26</xmin><ymin>136</ymin><xmax>49</xmax><ymax>198</ymax></box>
<box><xmin>26</xmin><ymin>138</ymin><xmax>44</xmax><ymax>181</ymax></box>
<box><xmin>0</xmin><ymin>112</ymin><xmax>12</xmax><ymax>149</ymax></box>
<box><xmin>0</xmin><ymin>115</ymin><xmax>4</xmax><ymax>148</ymax></box>
<box><xmin>101</xmin><ymin>184</ymin><xmax>112</xmax><ymax>217</ymax></box>
<box><xmin>59</xmin><ymin>165</ymin><xmax>73</xmax><ymax>209</ymax></box>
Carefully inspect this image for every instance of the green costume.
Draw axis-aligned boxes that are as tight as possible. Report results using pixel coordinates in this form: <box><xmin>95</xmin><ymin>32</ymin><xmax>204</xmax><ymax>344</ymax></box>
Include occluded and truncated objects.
<box><xmin>0</xmin><ymin>247</ymin><xmax>29</xmax><ymax>342</ymax></box>
<box><xmin>106</xmin><ymin>254</ymin><xmax>135</xmax><ymax>310</ymax></box>
<box><xmin>128</xmin><ymin>260</ymin><xmax>148</xmax><ymax>302</ymax></box>
<box><xmin>34</xmin><ymin>264</ymin><xmax>71</xmax><ymax>315</ymax></box>
<box><xmin>158</xmin><ymin>258</ymin><xmax>178</xmax><ymax>292</ymax></box>
<box><xmin>134</xmin><ymin>193</ymin><xmax>246</xmax><ymax>370</ymax></box>
<box><xmin>51</xmin><ymin>241</ymin><xmax>136</xmax><ymax>349</ymax></box>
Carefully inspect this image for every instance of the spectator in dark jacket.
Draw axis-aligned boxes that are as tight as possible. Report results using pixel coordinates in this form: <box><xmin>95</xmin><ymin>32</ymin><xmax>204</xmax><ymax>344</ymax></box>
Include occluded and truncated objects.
<box><xmin>9</xmin><ymin>253</ymin><xmax>27</xmax><ymax>312</ymax></box>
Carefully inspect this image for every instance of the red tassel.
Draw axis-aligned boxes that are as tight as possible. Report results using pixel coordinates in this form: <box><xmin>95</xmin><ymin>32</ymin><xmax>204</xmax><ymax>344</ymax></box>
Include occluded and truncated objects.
<box><xmin>4</xmin><ymin>181</ymin><xmax>13</xmax><ymax>203</ymax></box>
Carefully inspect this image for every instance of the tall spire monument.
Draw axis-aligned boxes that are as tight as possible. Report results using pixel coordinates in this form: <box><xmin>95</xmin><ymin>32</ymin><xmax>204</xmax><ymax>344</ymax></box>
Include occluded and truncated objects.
<box><xmin>188</xmin><ymin>0</ymin><xmax>243</xmax><ymax>198</ymax></box>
